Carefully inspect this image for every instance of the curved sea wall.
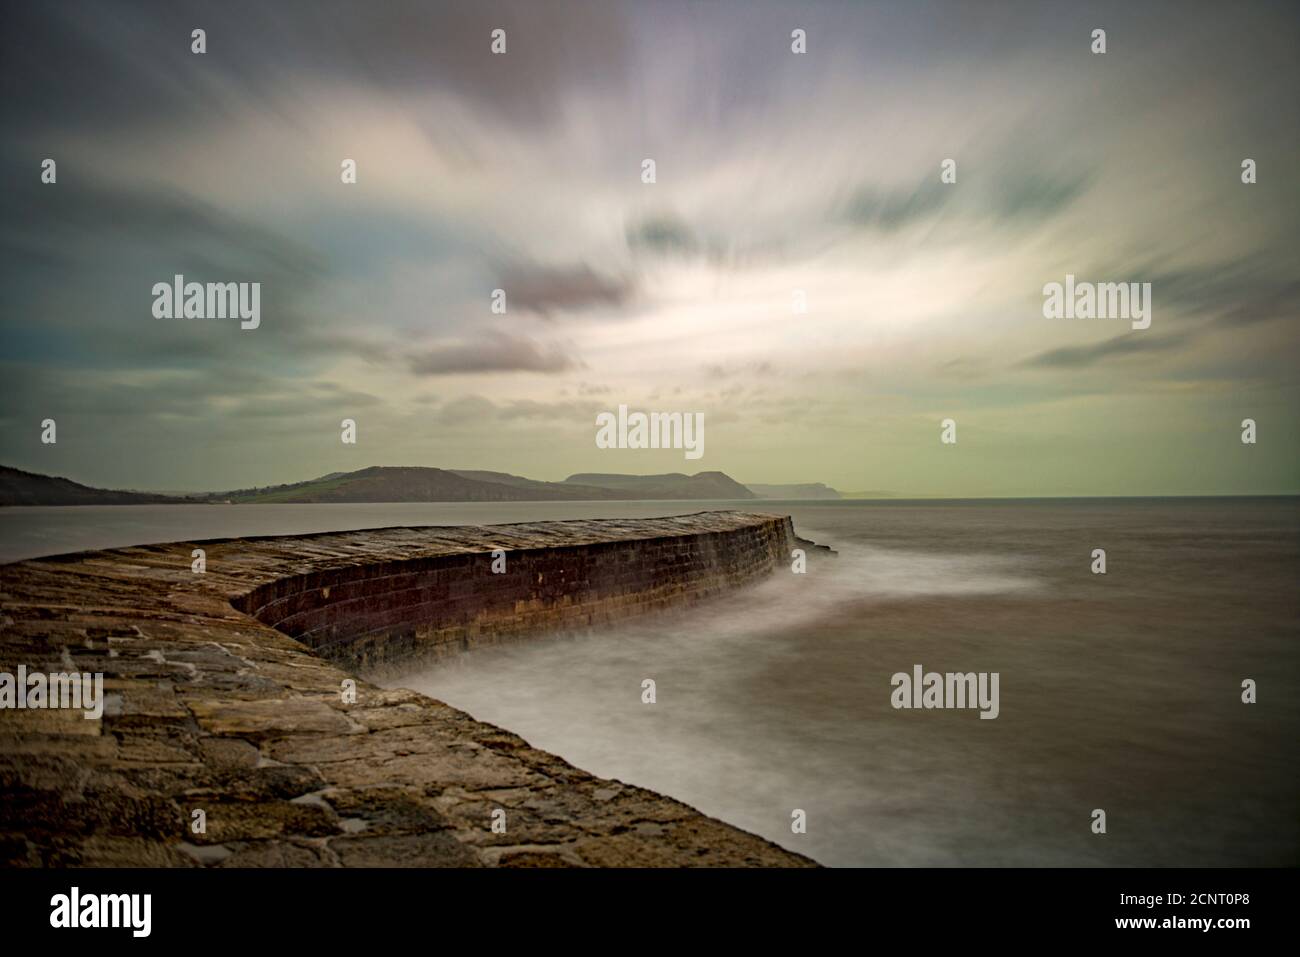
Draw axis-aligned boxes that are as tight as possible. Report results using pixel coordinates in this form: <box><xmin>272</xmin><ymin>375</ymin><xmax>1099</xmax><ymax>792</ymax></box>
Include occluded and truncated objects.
<box><xmin>0</xmin><ymin>511</ymin><xmax>818</xmax><ymax>867</ymax></box>
<box><xmin>236</xmin><ymin>511</ymin><xmax>803</xmax><ymax>674</ymax></box>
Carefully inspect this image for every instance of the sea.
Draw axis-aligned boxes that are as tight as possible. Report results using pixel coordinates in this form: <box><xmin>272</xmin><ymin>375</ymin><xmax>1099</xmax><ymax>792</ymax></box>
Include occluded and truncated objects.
<box><xmin>3</xmin><ymin>497</ymin><xmax>1296</xmax><ymax>866</ymax></box>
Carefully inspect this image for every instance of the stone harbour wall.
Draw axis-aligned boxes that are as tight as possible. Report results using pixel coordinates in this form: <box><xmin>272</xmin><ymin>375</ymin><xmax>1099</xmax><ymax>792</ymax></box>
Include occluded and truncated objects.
<box><xmin>0</xmin><ymin>511</ymin><xmax>819</xmax><ymax>868</ymax></box>
<box><xmin>237</xmin><ymin>512</ymin><xmax>799</xmax><ymax>674</ymax></box>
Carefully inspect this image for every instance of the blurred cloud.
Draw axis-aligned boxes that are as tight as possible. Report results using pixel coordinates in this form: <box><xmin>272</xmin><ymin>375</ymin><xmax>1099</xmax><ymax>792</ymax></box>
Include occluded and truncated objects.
<box><xmin>495</xmin><ymin>264</ymin><xmax>633</xmax><ymax>316</ymax></box>
<box><xmin>408</xmin><ymin>333</ymin><xmax>577</xmax><ymax>375</ymax></box>
<box><xmin>1021</xmin><ymin>330</ymin><xmax>1195</xmax><ymax>369</ymax></box>
<box><xmin>0</xmin><ymin>0</ymin><xmax>1296</xmax><ymax>493</ymax></box>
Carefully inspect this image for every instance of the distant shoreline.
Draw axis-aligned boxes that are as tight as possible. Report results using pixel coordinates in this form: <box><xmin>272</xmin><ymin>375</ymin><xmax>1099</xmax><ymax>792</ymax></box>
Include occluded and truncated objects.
<box><xmin>4</xmin><ymin>463</ymin><xmax>1295</xmax><ymax>507</ymax></box>
<box><xmin>4</xmin><ymin>493</ymin><xmax>1297</xmax><ymax>508</ymax></box>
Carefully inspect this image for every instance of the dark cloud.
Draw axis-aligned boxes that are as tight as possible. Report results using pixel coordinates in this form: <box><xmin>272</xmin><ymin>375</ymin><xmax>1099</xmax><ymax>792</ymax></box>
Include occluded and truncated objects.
<box><xmin>408</xmin><ymin>332</ymin><xmax>577</xmax><ymax>375</ymax></box>
<box><xmin>843</xmin><ymin>179</ymin><xmax>950</xmax><ymax>232</ymax></box>
<box><xmin>1136</xmin><ymin>265</ymin><xmax>1300</xmax><ymax>329</ymax></box>
<box><xmin>1020</xmin><ymin>330</ymin><xmax>1194</xmax><ymax>369</ymax></box>
<box><xmin>1016</xmin><ymin>263</ymin><xmax>1299</xmax><ymax>371</ymax></box>
<box><xmin>626</xmin><ymin>214</ymin><xmax>699</xmax><ymax>255</ymax></box>
<box><xmin>0</xmin><ymin>0</ymin><xmax>634</xmax><ymax>133</ymax></box>
<box><xmin>626</xmin><ymin>211</ymin><xmax>821</xmax><ymax>269</ymax></box>
<box><xmin>496</xmin><ymin>264</ymin><xmax>632</xmax><ymax>316</ymax></box>
<box><xmin>1052</xmin><ymin>258</ymin><xmax>1300</xmax><ymax>340</ymax></box>
<box><xmin>0</xmin><ymin>361</ymin><xmax>382</xmax><ymax>425</ymax></box>
<box><xmin>0</xmin><ymin>156</ymin><xmax>325</xmax><ymax>280</ymax></box>
<box><xmin>988</xmin><ymin>169</ymin><xmax>1090</xmax><ymax>222</ymax></box>
<box><xmin>843</xmin><ymin>164</ymin><xmax>1089</xmax><ymax>233</ymax></box>
<box><xmin>1215</xmin><ymin>281</ymin><xmax>1300</xmax><ymax>327</ymax></box>
<box><xmin>0</xmin><ymin>156</ymin><xmax>411</xmax><ymax>381</ymax></box>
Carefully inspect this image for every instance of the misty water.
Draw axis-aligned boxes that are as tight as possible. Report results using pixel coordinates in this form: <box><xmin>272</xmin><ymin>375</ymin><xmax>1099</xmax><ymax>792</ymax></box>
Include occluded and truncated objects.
<box><xmin>4</xmin><ymin>498</ymin><xmax>1297</xmax><ymax>866</ymax></box>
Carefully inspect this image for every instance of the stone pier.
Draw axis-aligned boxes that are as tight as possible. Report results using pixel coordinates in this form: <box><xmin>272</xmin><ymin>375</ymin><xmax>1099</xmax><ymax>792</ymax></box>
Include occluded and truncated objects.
<box><xmin>0</xmin><ymin>511</ymin><xmax>819</xmax><ymax>867</ymax></box>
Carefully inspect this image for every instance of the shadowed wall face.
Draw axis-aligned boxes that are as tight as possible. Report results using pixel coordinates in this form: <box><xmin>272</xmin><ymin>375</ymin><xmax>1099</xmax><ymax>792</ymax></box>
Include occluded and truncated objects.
<box><xmin>236</xmin><ymin>516</ymin><xmax>798</xmax><ymax>674</ymax></box>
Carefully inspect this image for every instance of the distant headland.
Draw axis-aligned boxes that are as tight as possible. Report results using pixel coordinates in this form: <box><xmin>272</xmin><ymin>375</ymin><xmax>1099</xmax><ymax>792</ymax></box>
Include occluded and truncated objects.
<box><xmin>0</xmin><ymin>464</ymin><xmax>843</xmax><ymax>507</ymax></box>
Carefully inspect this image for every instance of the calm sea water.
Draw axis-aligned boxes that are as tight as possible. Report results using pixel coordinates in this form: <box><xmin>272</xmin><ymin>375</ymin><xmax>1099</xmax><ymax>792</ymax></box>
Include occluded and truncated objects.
<box><xmin>4</xmin><ymin>498</ymin><xmax>1297</xmax><ymax>866</ymax></box>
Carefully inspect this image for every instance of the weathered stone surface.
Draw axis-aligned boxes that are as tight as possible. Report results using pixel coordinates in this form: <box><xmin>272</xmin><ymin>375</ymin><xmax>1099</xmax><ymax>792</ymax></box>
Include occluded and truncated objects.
<box><xmin>185</xmin><ymin>696</ymin><xmax>357</xmax><ymax>739</ymax></box>
<box><xmin>0</xmin><ymin>512</ymin><xmax>818</xmax><ymax>867</ymax></box>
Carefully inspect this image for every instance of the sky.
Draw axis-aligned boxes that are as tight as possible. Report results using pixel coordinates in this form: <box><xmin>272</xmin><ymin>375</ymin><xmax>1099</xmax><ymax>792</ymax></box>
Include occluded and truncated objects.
<box><xmin>1</xmin><ymin>0</ymin><xmax>1297</xmax><ymax>496</ymax></box>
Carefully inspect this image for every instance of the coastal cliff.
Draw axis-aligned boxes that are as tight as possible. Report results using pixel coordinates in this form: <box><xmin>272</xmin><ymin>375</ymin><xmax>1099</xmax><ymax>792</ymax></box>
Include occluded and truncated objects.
<box><xmin>0</xmin><ymin>512</ymin><xmax>819</xmax><ymax>867</ymax></box>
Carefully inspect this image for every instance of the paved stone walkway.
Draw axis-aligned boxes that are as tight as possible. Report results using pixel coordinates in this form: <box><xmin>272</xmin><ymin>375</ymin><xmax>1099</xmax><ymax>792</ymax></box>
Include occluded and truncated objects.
<box><xmin>0</xmin><ymin>512</ymin><xmax>817</xmax><ymax>867</ymax></box>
